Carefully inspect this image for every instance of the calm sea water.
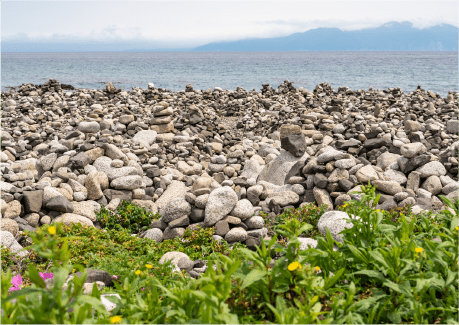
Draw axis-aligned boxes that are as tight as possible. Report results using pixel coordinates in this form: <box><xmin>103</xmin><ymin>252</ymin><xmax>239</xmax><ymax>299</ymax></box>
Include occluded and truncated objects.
<box><xmin>1</xmin><ymin>52</ymin><xmax>457</xmax><ymax>96</ymax></box>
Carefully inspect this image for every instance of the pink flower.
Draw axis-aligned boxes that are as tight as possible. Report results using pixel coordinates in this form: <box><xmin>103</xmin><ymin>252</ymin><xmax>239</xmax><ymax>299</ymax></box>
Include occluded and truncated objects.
<box><xmin>113</xmin><ymin>275</ymin><xmax>118</xmax><ymax>279</ymax></box>
<box><xmin>9</xmin><ymin>274</ymin><xmax>22</xmax><ymax>291</ymax></box>
<box><xmin>39</xmin><ymin>272</ymin><xmax>54</xmax><ymax>280</ymax></box>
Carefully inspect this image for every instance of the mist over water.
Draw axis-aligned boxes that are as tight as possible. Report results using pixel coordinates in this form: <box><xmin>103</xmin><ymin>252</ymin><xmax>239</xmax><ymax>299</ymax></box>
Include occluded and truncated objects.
<box><xmin>1</xmin><ymin>51</ymin><xmax>457</xmax><ymax>96</ymax></box>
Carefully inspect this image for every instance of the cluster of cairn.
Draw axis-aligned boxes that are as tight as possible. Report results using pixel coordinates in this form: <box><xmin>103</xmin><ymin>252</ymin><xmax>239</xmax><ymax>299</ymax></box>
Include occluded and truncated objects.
<box><xmin>1</xmin><ymin>79</ymin><xmax>458</xmax><ymax>267</ymax></box>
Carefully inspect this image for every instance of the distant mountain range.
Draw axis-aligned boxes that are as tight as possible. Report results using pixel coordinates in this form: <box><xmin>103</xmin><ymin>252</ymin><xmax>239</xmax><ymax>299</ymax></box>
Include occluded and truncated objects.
<box><xmin>193</xmin><ymin>22</ymin><xmax>458</xmax><ymax>51</ymax></box>
<box><xmin>2</xmin><ymin>21</ymin><xmax>458</xmax><ymax>52</ymax></box>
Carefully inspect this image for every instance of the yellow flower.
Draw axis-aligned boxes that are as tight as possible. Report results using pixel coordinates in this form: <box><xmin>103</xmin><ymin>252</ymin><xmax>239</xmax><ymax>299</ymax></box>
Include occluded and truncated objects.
<box><xmin>456</xmin><ymin>227</ymin><xmax>458</xmax><ymax>231</ymax></box>
<box><xmin>415</xmin><ymin>247</ymin><xmax>423</xmax><ymax>254</ymax></box>
<box><xmin>343</xmin><ymin>203</ymin><xmax>348</xmax><ymax>208</ymax></box>
<box><xmin>314</xmin><ymin>266</ymin><xmax>321</xmax><ymax>272</ymax></box>
<box><xmin>376</xmin><ymin>209</ymin><xmax>381</xmax><ymax>212</ymax></box>
<box><xmin>145</xmin><ymin>264</ymin><xmax>152</xmax><ymax>269</ymax></box>
<box><xmin>135</xmin><ymin>270</ymin><xmax>141</xmax><ymax>275</ymax></box>
<box><xmin>72</xmin><ymin>269</ymin><xmax>76</xmax><ymax>273</ymax></box>
<box><xmin>48</xmin><ymin>226</ymin><xmax>56</xmax><ymax>235</ymax></box>
<box><xmin>288</xmin><ymin>262</ymin><xmax>302</xmax><ymax>271</ymax></box>
<box><xmin>110</xmin><ymin>315</ymin><xmax>122</xmax><ymax>324</ymax></box>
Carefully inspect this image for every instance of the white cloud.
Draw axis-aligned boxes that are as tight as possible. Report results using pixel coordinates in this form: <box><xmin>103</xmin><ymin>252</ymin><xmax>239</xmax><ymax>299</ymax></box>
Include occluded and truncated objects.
<box><xmin>2</xmin><ymin>0</ymin><xmax>457</xmax><ymax>46</ymax></box>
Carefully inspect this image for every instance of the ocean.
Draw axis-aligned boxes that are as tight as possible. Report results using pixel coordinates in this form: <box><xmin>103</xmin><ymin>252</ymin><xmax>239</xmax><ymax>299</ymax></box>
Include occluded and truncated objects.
<box><xmin>1</xmin><ymin>51</ymin><xmax>457</xmax><ymax>96</ymax></box>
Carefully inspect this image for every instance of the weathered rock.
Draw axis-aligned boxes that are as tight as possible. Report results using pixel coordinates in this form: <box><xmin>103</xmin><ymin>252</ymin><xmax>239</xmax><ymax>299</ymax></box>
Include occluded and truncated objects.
<box><xmin>224</xmin><ymin>227</ymin><xmax>248</xmax><ymax>242</ymax></box>
<box><xmin>143</xmin><ymin>228</ymin><xmax>164</xmax><ymax>242</ymax></box>
<box><xmin>204</xmin><ymin>186</ymin><xmax>238</xmax><ymax>226</ymax></box>
<box><xmin>53</xmin><ymin>213</ymin><xmax>94</xmax><ymax>227</ymax></box>
<box><xmin>317</xmin><ymin>211</ymin><xmax>354</xmax><ymax>243</ymax></box>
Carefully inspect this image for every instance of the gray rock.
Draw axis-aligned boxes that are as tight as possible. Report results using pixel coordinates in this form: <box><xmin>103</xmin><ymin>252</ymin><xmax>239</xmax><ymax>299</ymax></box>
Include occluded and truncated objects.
<box><xmin>155</xmin><ymin>181</ymin><xmax>188</xmax><ymax>214</ymax></box>
<box><xmin>53</xmin><ymin>213</ymin><xmax>94</xmax><ymax>227</ymax></box>
<box><xmin>328</xmin><ymin>168</ymin><xmax>349</xmax><ymax>183</ymax></box>
<box><xmin>313</xmin><ymin>187</ymin><xmax>333</xmax><ymax>211</ymax></box>
<box><xmin>143</xmin><ymin>228</ymin><xmax>164</xmax><ymax>242</ymax></box>
<box><xmin>189</xmin><ymin>208</ymin><xmax>205</xmax><ymax>223</ymax></box>
<box><xmin>244</xmin><ymin>216</ymin><xmax>264</xmax><ymax>229</ymax></box>
<box><xmin>334</xmin><ymin>158</ymin><xmax>356</xmax><ymax>169</ymax></box>
<box><xmin>246</xmin><ymin>228</ymin><xmax>268</xmax><ymax>238</ymax></box>
<box><xmin>163</xmin><ymin>227</ymin><xmax>186</xmax><ymax>240</ymax></box>
<box><xmin>178</xmin><ymin>257</ymin><xmax>194</xmax><ymax>271</ymax></box>
<box><xmin>383</xmin><ymin>169</ymin><xmax>407</xmax><ymax>185</ymax></box>
<box><xmin>355</xmin><ymin>165</ymin><xmax>379</xmax><ymax>183</ymax></box>
<box><xmin>168</xmin><ymin>216</ymin><xmax>190</xmax><ymax>228</ymax></box>
<box><xmin>162</xmin><ymin>197</ymin><xmax>191</xmax><ymax>223</ymax></box>
<box><xmin>224</xmin><ymin>227</ymin><xmax>248</xmax><ymax>242</ymax></box>
<box><xmin>371</xmin><ymin>180</ymin><xmax>403</xmax><ymax>195</ymax></box>
<box><xmin>110</xmin><ymin>175</ymin><xmax>142</xmax><ymax>190</ymax></box>
<box><xmin>281</xmin><ymin>134</ymin><xmax>307</xmax><ymax>157</ymax></box>
<box><xmin>78</xmin><ymin>121</ymin><xmax>100</xmax><ymax>133</ymax></box>
<box><xmin>267</xmin><ymin>191</ymin><xmax>299</xmax><ymax>206</ymax></box>
<box><xmin>133</xmin><ymin>130</ymin><xmax>157</xmax><ymax>146</ymax></box>
<box><xmin>376</xmin><ymin>152</ymin><xmax>400</xmax><ymax>170</ymax></box>
<box><xmin>446</xmin><ymin>120</ymin><xmax>458</xmax><ymax>134</ymax></box>
<box><xmin>1</xmin><ymin>230</ymin><xmax>28</xmax><ymax>257</ymax></box>
<box><xmin>159</xmin><ymin>251</ymin><xmax>190</xmax><ymax>269</ymax></box>
<box><xmin>21</xmin><ymin>190</ymin><xmax>43</xmax><ymax>213</ymax></box>
<box><xmin>46</xmin><ymin>196</ymin><xmax>74</xmax><ymax>213</ymax></box>
<box><xmin>442</xmin><ymin>182</ymin><xmax>459</xmax><ymax>195</ymax></box>
<box><xmin>43</xmin><ymin>186</ymin><xmax>63</xmax><ymax>205</ymax></box>
<box><xmin>258</xmin><ymin>151</ymin><xmax>309</xmax><ymax>186</ymax></box>
<box><xmin>317</xmin><ymin>211</ymin><xmax>354</xmax><ymax>243</ymax></box>
<box><xmin>317</xmin><ymin>148</ymin><xmax>346</xmax><ymax>164</ymax></box>
<box><xmin>195</xmin><ymin>194</ymin><xmax>209</xmax><ymax>209</ymax></box>
<box><xmin>39</xmin><ymin>153</ymin><xmax>58</xmax><ymax>171</ymax></box>
<box><xmin>400</xmin><ymin>143</ymin><xmax>427</xmax><ymax>158</ymax></box>
<box><xmin>214</xmin><ymin>220</ymin><xmax>230</xmax><ymax>236</ymax></box>
<box><xmin>204</xmin><ymin>186</ymin><xmax>238</xmax><ymax>226</ymax></box>
<box><xmin>416</xmin><ymin>161</ymin><xmax>446</xmax><ymax>178</ymax></box>
<box><xmin>1</xmin><ymin>218</ymin><xmax>19</xmax><ymax>236</ymax></box>
<box><xmin>230</xmin><ymin>199</ymin><xmax>254</xmax><ymax>219</ymax></box>
<box><xmin>298</xmin><ymin>238</ymin><xmax>318</xmax><ymax>250</ymax></box>
<box><xmin>3</xmin><ymin>200</ymin><xmax>22</xmax><ymax>219</ymax></box>
<box><xmin>421</xmin><ymin>176</ymin><xmax>442</xmax><ymax>195</ymax></box>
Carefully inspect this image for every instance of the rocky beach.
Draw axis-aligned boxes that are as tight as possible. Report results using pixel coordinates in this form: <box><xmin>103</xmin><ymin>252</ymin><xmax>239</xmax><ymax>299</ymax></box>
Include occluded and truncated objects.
<box><xmin>1</xmin><ymin>78</ymin><xmax>458</xmax><ymax>272</ymax></box>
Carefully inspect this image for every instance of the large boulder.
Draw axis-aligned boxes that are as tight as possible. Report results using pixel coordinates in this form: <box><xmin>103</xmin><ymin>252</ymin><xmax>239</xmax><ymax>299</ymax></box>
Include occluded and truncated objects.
<box><xmin>53</xmin><ymin>214</ymin><xmax>94</xmax><ymax>227</ymax></box>
<box><xmin>155</xmin><ymin>181</ymin><xmax>188</xmax><ymax>214</ymax></box>
<box><xmin>162</xmin><ymin>198</ymin><xmax>191</xmax><ymax>223</ymax></box>
<box><xmin>258</xmin><ymin>151</ymin><xmax>309</xmax><ymax>186</ymax></box>
<box><xmin>317</xmin><ymin>211</ymin><xmax>354</xmax><ymax>243</ymax></box>
<box><xmin>204</xmin><ymin>186</ymin><xmax>238</xmax><ymax>226</ymax></box>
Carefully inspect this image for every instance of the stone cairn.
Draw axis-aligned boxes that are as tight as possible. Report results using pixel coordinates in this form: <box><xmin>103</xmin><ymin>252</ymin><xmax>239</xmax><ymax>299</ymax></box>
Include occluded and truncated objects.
<box><xmin>1</xmin><ymin>79</ymin><xmax>458</xmax><ymax>267</ymax></box>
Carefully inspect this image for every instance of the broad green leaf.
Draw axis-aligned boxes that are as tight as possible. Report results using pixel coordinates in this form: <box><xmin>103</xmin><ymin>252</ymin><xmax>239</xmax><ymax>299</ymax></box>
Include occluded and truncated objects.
<box><xmin>27</xmin><ymin>265</ymin><xmax>46</xmax><ymax>289</ymax></box>
<box><xmin>439</xmin><ymin>195</ymin><xmax>456</xmax><ymax>211</ymax></box>
<box><xmin>369</xmin><ymin>250</ymin><xmax>390</xmax><ymax>269</ymax></box>
<box><xmin>324</xmin><ymin>268</ymin><xmax>345</xmax><ymax>290</ymax></box>
<box><xmin>347</xmin><ymin>244</ymin><xmax>369</xmax><ymax>264</ymax></box>
<box><xmin>74</xmin><ymin>295</ymin><xmax>109</xmax><ymax>316</ymax></box>
<box><xmin>445</xmin><ymin>269</ymin><xmax>457</xmax><ymax>287</ymax></box>
<box><xmin>383</xmin><ymin>280</ymin><xmax>413</xmax><ymax>297</ymax></box>
<box><xmin>240</xmin><ymin>268</ymin><xmax>267</xmax><ymax>290</ymax></box>
<box><xmin>451</xmin><ymin>216</ymin><xmax>459</xmax><ymax>229</ymax></box>
<box><xmin>352</xmin><ymin>270</ymin><xmax>385</xmax><ymax>282</ymax></box>
<box><xmin>297</xmin><ymin>223</ymin><xmax>313</xmax><ymax>235</ymax></box>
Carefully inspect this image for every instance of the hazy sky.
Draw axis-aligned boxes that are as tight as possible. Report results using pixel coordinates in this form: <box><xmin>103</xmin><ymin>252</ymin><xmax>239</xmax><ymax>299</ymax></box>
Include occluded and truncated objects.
<box><xmin>2</xmin><ymin>0</ymin><xmax>458</xmax><ymax>47</ymax></box>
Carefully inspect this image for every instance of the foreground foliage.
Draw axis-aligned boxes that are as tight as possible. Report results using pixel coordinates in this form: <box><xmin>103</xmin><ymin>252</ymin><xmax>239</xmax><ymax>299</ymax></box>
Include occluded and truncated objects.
<box><xmin>2</xmin><ymin>184</ymin><xmax>458</xmax><ymax>324</ymax></box>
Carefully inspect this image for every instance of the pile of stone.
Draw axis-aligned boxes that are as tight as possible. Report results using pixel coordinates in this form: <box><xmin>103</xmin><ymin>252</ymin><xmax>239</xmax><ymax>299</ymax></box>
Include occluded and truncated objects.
<box><xmin>1</xmin><ymin>79</ymin><xmax>458</xmax><ymax>258</ymax></box>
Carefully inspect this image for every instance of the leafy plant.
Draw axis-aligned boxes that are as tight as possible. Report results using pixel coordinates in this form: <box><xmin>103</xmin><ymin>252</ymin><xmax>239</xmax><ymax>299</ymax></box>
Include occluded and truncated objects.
<box><xmin>96</xmin><ymin>200</ymin><xmax>160</xmax><ymax>234</ymax></box>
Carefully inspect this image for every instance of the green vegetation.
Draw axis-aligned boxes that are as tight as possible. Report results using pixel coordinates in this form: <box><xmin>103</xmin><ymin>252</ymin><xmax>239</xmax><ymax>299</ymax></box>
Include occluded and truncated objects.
<box><xmin>2</xmin><ymin>184</ymin><xmax>458</xmax><ymax>324</ymax></box>
<box><xmin>264</xmin><ymin>202</ymin><xmax>327</xmax><ymax>241</ymax></box>
<box><xmin>96</xmin><ymin>200</ymin><xmax>160</xmax><ymax>234</ymax></box>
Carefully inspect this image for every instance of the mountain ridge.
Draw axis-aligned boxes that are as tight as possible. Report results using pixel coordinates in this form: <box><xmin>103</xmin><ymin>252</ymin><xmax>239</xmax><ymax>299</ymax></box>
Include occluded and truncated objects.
<box><xmin>193</xmin><ymin>21</ymin><xmax>458</xmax><ymax>51</ymax></box>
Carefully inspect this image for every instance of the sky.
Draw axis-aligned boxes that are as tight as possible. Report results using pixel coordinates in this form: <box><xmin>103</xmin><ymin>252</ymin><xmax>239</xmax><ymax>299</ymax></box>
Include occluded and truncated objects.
<box><xmin>2</xmin><ymin>0</ymin><xmax>458</xmax><ymax>48</ymax></box>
